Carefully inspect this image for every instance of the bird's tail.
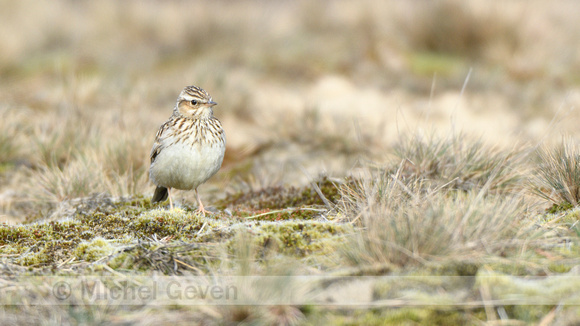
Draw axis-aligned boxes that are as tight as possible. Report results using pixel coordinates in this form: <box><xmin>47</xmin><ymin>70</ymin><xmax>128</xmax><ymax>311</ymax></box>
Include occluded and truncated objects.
<box><xmin>152</xmin><ymin>186</ymin><xmax>168</xmax><ymax>204</ymax></box>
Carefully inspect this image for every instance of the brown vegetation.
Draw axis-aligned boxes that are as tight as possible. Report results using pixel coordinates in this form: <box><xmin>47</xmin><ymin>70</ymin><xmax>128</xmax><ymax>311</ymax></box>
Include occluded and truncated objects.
<box><xmin>1</xmin><ymin>0</ymin><xmax>580</xmax><ymax>324</ymax></box>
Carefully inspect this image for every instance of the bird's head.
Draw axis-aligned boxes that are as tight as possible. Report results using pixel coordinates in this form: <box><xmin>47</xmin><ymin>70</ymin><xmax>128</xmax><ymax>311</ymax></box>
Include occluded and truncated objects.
<box><xmin>174</xmin><ymin>85</ymin><xmax>217</xmax><ymax>119</ymax></box>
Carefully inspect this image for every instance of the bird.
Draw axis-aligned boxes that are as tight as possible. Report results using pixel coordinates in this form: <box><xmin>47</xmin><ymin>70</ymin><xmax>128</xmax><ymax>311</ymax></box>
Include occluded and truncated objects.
<box><xmin>149</xmin><ymin>85</ymin><xmax>226</xmax><ymax>215</ymax></box>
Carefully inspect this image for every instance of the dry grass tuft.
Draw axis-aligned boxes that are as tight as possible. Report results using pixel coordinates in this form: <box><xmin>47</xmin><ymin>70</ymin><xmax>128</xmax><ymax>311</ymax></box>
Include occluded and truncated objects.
<box><xmin>531</xmin><ymin>140</ymin><xmax>580</xmax><ymax>208</ymax></box>
<box><xmin>339</xmin><ymin>167</ymin><xmax>524</xmax><ymax>267</ymax></box>
<box><xmin>0</xmin><ymin>109</ymin><xmax>26</xmax><ymax>168</ymax></box>
<box><xmin>29</xmin><ymin>158</ymin><xmax>100</xmax><ymax>203</ymax></box>
<box><xmin>392</xmin><ymin>132</ymin><xmax>525</xmax><ymax>194</ymax></box>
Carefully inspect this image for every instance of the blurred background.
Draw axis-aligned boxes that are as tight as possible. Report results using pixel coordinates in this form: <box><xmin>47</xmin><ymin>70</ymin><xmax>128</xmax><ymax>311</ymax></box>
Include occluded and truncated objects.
<box><xmin>1</xmin><ymin>0</ymin><xmax>580</xmax><ymax>222</ymax></box>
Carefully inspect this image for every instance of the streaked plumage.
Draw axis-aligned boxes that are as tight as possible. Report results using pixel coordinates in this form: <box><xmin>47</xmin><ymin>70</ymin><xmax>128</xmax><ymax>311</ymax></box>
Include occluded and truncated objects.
<box><xmin>149</xmin><ymin>85</ymin><xmax>226</xmax><ymax>214</ymax></box>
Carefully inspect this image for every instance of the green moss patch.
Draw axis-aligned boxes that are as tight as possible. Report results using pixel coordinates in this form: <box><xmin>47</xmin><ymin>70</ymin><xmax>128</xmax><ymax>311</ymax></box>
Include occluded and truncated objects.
<box><xmin>227</xmin><ymin>207</ymin><xmax>325</xmax><ymax>222</ymax></box>
<box><xmin>323</xmin><ymin>307</ymin><xmax>478</xmax><ymax>326</ymax></box>
<box><xmin>74</xmin><ymin>237</ymin><xmax>115</xmax><ymax>261</ymax></box>
<box><xmin>546</xmin><ymin>201</ymin><xmax>574</xmax><ymax>214</ymax></box>
<box><xmin>0</xmin><ymin>187</ymin><xmax>351</xmax><ymax>272</ymax></box>
<box><xmin>216</xmin><ymin>176</ymin><xmax>342</xmax><ymax>211</ymax></box>
<box><xmin>0</xmin><ymin>197</ymin><xmax>224</xmax><ymax>268</ymax></box>
<box><xmin>106</xmin><ymin>242</ymin><xmax>219</xmax><ymax>274</ymax></box>
<box><xmin>247</xmin><ymin>221</ymin><xmax>352</xmax><ymax>257</ymax></box>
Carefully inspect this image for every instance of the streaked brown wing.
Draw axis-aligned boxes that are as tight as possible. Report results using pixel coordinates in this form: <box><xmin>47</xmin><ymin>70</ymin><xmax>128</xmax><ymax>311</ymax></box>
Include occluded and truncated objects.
<box><xmin>150</xmin><ymin>120</ymin><xmax>172</xmax><ymax>164</ymax></box>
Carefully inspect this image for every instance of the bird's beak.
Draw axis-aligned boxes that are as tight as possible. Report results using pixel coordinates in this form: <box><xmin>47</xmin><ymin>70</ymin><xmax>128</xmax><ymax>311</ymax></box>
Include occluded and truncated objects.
<box><xmin>207</xmin><ymin>100</ymin><xmax>217</xmax><ymax>107</ymax></box>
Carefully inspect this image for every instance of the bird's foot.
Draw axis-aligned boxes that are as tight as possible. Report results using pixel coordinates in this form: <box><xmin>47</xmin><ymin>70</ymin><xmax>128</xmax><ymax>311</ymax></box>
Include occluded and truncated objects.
<box><xmin>196</xmin><ymin>206</ymin><xmax>213</xmax><ymax>216</ymax></box>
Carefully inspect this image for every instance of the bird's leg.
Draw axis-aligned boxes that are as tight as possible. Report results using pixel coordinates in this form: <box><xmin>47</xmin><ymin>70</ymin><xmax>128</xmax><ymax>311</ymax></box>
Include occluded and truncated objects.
<box><xmin>168</xmin><ymin>188</ymin><xmax>173</xmax><ymax>210</ymax></box>
<box><xmin>195</xmin><ymin>189</ymin><xmax>207</xmax><ymax>216</ymax></box>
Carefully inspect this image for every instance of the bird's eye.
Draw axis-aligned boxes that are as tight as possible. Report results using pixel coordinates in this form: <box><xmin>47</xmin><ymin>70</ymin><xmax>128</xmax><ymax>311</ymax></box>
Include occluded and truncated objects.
<box><xmin>191</xmin><ymin>100</ymin><xmax>198</xmax><ymax>105</ymax></box>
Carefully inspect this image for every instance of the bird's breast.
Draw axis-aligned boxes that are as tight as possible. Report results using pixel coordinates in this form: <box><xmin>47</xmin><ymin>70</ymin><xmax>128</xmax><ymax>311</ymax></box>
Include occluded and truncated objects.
<box><xmin>149</xmin><ymin>140</ymin><xmax>225</xmax><ymax>190</ymax></box>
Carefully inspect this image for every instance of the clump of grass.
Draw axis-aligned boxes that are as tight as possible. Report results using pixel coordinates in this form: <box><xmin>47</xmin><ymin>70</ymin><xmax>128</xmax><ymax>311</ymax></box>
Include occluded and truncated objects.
<box><xmin>31</xmin><ymin>115</ymin><xmax>94</xmax><ymax>169</ymax></box>
<box><xmin>0</xmin><ymin>108</ymin><xmax>30</xmax><ymax>170</ymax></box>
<box><xmin>338</xmin><ymin>166</ymin><xmax>523</xmax><ymax>268</ymax></box>
<box><xmin>392</xmin><ymin>132</ymin><xmax>524</xmax><ymax>194</ymax></box>
<box><xmin>0</xmin><ymin>129</ymin><xmax>20</xmax><ymax>170</ymax></box>
<box><xmin>98</xmin><ymin>133</ymin><xmax>150</xmax><ymax>196</ymax></box>
<box><xmin>531</xmin><ymin>140</ymin><xmax>580</xmax><ymax>209</ymax></box>
<box><xmin>29</xmin><ymin>157</ymin><xmax>100</xmax><ymax>203</ymax></box>
<box><xmin>26</xmin><ymin>135</ymin><xmax>149</xmax><ymax>206</ymax></box>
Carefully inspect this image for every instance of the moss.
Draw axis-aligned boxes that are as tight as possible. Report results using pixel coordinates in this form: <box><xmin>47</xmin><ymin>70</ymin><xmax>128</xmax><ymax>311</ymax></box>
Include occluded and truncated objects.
<box><xmin>0</xmin><ymin>196</ymin><xmax>228</xmax><ymax>268</ymax></box>
<box><xmin>216</xmin><ymin>176</ymin><xmax>342</xmax><ymax>211</ymax></box>
<box><xmin>423</xmin><ymin>310</ymin><xmax>473</xmax><ymax>325</ymax></box>
<box><xmin>324</xmin><ymin>307</ymin><xmax>477</xmax><ymax>325</ymax></box>
<box><xmin>0</xmin><ymin>197</ymin><xmax>353</xmax><ymax>269</ymax></box>
<box><xmin>425</xmin><ymin>261</ymin><xmax>480</xmax><ymax>276</ymax></box>
<box><xmin>482</xmin><ymin>263</ymin><xmax>531</xmax><ymax>276</ymax></box>
<box><xmin>475</xmin><ymin>270</ymin><xmax>580</xmax><ymax>318</ymax></box>
<box><xmin>547</xmin><ymin>202</ymin><xmax>575</xmax><ymax>214</ymax></box>
<box><xmin>372</xmin><ymin>273</ymin><xmax>472</xmax><ymax>306</ymax></box>
<box><xmin>248</xmin><ymin>221</ymin><xmax>351</xmax><ymax>257</ymax></box>
<box><xmin>131</xmin><ymin>208</ymin><xmax>220</xmax><ymax>240</ymax></box>
<box><xmin>561</xmin><ymin>208</ymin><xmax>580</xmax><ymax>222</ymax></box>
<box><xmin>106</xmin><ymin>242</ymin><xmax>218</xmax><ymax>274</ymax></box>
<box><xmin>503</xmin><ymin>305</ymin><xmax>556</xmax><ymax>323</ymax></box>
<box><xmin>18</xmin><ymin>247</ymin><xmax>49</xmax><ymax>266</ymax></box>
<box><xmin>74</xmin><ymin>237</ymin><xmax>115</xmax><ymax>262</ymax></box>
<box><xmin>228</xmin><ymin>208</ymin><xmax>321</xmax><ymax>221</ymax></box>
<box><xmin>548</xmin><ymin>264</ymin><xmax>572</xmax><ymax>273</ymax></box>
<box><xmin>0</xmin><ymin>220</ymin><xmax>87</xmax><ymax>266</ymax></box>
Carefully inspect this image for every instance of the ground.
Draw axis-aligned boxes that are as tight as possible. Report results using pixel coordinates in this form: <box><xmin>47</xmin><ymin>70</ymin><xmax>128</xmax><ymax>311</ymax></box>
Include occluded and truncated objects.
<box><xmin>1</xmin><ymin>1</ymin><xmax>580</xmax><ymax>325</ymax></box>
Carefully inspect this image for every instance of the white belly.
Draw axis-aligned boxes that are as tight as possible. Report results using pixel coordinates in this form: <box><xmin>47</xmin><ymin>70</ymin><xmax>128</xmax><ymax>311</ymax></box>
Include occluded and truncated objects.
<box><xmin>149</xmin><ymin>142</ymin><xmax>225</xmax><ymax>190</ymax></box>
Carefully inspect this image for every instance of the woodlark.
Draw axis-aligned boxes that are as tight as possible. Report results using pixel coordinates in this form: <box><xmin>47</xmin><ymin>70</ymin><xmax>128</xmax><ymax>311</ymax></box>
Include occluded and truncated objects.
<box><xmin>149</xmin><ymin>85</ymin><xmax>226</xmax><ymax>214</ymax></box>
